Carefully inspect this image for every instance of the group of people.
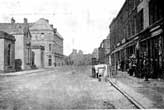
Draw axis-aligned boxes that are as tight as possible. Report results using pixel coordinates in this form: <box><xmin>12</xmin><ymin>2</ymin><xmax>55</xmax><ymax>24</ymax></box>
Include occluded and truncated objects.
<box><xmin>117</xmin><ymin>53</ymin><xmax>150</xmax><ymax>81</ymax></box>
<box><xmin>128</xmin><ymin>53</ymin><xmax>150</xmax><ymax>81</ymax></box>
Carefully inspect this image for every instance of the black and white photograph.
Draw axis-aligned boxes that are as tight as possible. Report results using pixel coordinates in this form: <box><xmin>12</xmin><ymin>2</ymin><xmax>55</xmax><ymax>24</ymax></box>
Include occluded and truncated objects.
<box><xmin>0</xmin><ymin>0</ymin><xmax>163</xmax><ymax>109</ymax></box>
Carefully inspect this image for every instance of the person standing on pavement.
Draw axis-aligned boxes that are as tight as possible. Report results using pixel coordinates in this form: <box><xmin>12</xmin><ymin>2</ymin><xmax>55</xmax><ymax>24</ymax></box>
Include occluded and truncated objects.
<box><xmin>143</xmin><ymin>52</ymin><xmax>149</xmax><ymax>81</ymax></box>
<box><xmin>131</xmin><ymin>54</ymin><xmax>137</xmax><ymax>76</ymax></box>
<box><xmin>128</xmin><ymin>54</ymin><xmax>137</xmax><ymax>76</ymax></box>
<box><xmin>128</xmin><ymin>57</ymin><xmax>132</xmax><ymax>76</ymax></box>
<box><xmin>120</xmin><ymin>60</ymin><xmax>124</xmax><ymax>71</ymax></box>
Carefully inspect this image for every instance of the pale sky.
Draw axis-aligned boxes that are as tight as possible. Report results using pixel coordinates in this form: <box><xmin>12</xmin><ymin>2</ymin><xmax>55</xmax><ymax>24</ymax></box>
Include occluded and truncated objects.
<box><xmin>0</xmin><ymin>0</ymin><xmax>125</xmax><ymax>55</ymax></box>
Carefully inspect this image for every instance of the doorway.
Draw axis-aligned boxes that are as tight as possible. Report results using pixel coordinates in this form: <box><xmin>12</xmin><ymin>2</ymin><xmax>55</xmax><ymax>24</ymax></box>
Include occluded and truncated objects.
<box><xmin>149</xmin><ymin>36</ymin><xmax>161</xmax><ymax>78</ymax></box>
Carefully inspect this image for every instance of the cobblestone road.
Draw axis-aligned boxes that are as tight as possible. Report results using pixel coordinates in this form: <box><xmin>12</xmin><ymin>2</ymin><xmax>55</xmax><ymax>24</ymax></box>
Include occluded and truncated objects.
<box><xmin>0</xmin><ymin>66</ymin><xmax>136</xmax><ymax>109</ymax></box>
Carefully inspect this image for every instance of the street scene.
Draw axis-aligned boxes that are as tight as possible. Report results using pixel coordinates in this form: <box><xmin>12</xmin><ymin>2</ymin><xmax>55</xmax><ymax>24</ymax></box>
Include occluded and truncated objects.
<box><xmin>0</xmin><ymin>66</ymin><xmax>137</xmax><ymax>109</ymax></box>
<box><xmin>0</xmin><ymin>0</ymin><xmax>164</xmax><ymax>109</ymax></box>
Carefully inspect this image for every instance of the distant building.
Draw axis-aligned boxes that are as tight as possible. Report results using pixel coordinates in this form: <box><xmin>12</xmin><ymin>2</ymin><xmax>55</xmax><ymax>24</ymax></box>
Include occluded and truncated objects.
<box><xmin>29</xmin><ymin>18</ymin><xmax>64</xmax><ymax>67</ymax></box>
<box><xmin>0</xmin><ymin>31</ymin><xmax>15</xmax><ymax>72</ymax></box>
<box><xmin>69</xmin><ymin>49</ymin><xmax>92</xmax><ymax>65</ymax></box>
<box><xmin>69</xmin><ymin>49</ymin><xmax>78</xmax><ymax>65</ymax></box>
<box><xmin>0</xmin><ymin>18</ymin><xmax>32</xmax><ymax>70</ymax></box>
<box><xmin>92</xmin><ymin>48</ymin><xmax>99</xmax><ymax>60</ymax></box>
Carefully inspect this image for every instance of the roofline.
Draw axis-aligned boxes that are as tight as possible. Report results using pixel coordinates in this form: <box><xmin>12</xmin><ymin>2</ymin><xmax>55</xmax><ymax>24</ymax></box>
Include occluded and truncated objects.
<box><xmin>109</xmin><ymin>0</ymin><xmax>127</xmax><ymax>27</ymax></box>
<box><xmin>32</xmin><ymin>45</ymin><xmax>45</xmax><ymax>50</ymax></box>
<box><xmin>54</xmin><ymin>32</ymin><xmax>64</xmax><ymax>40</ymax></box>
<box><xmin>0</xmin><ymin>31</ymin><xmax>16</xmax><ymax>41</ymax></box>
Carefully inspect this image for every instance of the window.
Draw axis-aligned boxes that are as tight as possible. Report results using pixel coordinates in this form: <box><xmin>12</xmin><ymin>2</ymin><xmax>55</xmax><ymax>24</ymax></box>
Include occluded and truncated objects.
<box><xmin>32</xmin><ymin>51</ymin><xmax>35</xmax><ymax>65</ymax></box>
<box><xmin>35</xmin><ymin>35</ymin><xmax>38</xmax><ymax>40</ymax></box>
<box><xmin>48</xmin><ymin>55</ymin><xmax>52</xmax><ymax>66</ymax></box>
<box><xmin>136</xmin><ymin>9</ymin><xmax>143</xmax><ymax>33</ymax></box>
<box><xmin>8</xmin><ymin>44</ymin><xmax>11</xmax><ymax>65</ymax></box>
<box><xmin>149</xmin><ymin>0</ymin><xmax>163</xmax><ymax>25</ymax></box>
<box><xmin>40</xmin><ymin>33</ymin><xmax>44</xmax><ymax>40</ymax></box>
<box><xmin>49</xmin><ymin>44</ymin><xmax>52</xmax><ymax>51</ymax></box>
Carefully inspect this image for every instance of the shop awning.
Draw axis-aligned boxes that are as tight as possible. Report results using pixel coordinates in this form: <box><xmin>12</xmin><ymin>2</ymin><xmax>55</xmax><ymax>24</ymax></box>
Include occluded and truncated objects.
<box><xmin>111</xmin><ymin>36</ymin><xmax>139</xmax><ymax>54</ymax></box>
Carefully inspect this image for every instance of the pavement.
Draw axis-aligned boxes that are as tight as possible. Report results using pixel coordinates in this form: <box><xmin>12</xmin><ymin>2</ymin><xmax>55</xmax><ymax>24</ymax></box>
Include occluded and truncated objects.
<box><xmin>0</xmin><ymin>66</ymin><xmax>66</xmax><ymax>77</ymax></box>
<box><xmin>0</xmin><ymin>69</ymin><xmax>45</xmax><ymax>76</ymax></box>
<box><xmin>111</xmin><ymin>70</ymin><xmax>164</xmax><ymax>109</ymax></box>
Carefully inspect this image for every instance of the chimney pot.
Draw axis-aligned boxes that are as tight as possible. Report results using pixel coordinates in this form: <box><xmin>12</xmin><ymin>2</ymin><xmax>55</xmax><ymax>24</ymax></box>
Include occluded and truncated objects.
<box><xmin>50</xmin><ymin>25</ymin><xmax>53</xmax><ymax>29</ymax></box>
<box><xmin>54</xmin><ymin>28</ymin><xmax>57</xmax><ymax>33</ymax></box>
<box><xmin>11</xmin><ymin>17</ymin><xmax>15</xmax><ymax>24</ymax></box>
<box><xmin>24</xmin><ymin>18</ymin><xmax>28</xmax><ymax>24</ymax></box>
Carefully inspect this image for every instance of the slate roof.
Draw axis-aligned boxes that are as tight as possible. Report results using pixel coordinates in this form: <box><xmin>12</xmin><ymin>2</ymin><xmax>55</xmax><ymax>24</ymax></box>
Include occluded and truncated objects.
<box><xmin>0</xmin><ymin>23</ymin><xmax>29</xmax><ymax>35</ymax></box>
<box><xmin>0</xmin><ymin>31</ymin><xmax>16</xmax><ymax>41</ymax></box>
<box><xmin>30</xmin><ymin>18</ymin><xmax>53</xmax><ymax>31</ymax></box>
<box><xmin>54</xmin><ymin>31</ymin><xmax>63</xmax><ymax>40</ymax></box>
<box><xmin>30</xmin><ymin>18</ymin><xmax>63</xmax><ymax>40</ymax></box>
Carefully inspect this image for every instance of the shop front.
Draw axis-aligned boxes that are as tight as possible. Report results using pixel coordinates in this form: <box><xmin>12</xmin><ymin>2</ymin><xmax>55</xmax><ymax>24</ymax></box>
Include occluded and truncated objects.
<box><xmin>139</xmin><ymin>20</ymin><xmax>164</xmax><ymax>79</ymax></box>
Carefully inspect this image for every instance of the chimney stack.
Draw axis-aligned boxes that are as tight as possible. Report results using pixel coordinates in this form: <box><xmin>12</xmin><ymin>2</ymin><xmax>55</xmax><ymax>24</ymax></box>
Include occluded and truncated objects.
<box><xmin>45</xmin><ymin>19</ymin><xmax>49</xmax><ymax>23</ymax></box>
<box><xmin>54</xmin><ymin>28</ymin><xmax>57</xmax><ymax>33</ymax></box>
<box><xmin>50</xmin><ymin>25</ymin><xmax>53</xmax><ymax>29</ymax></box>
<box><xmin>11</xmin><ymin>17</ymin><xmax>15</xmax><ymax>24</ymax></box>
<box><xmin>24</xmin><ymin>18</ymin><xmax>28</xmax><ymax>24</ymax></box>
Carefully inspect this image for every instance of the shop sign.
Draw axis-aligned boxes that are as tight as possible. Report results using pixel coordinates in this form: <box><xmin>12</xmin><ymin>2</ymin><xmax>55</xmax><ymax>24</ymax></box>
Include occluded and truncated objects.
<box><xmin>121</xmin><ymin>38</ymin><xmax>126</xmax><ymax>44</ymax></box>
<box><xmin>150</xmin><ymin>25</ymin><xmax>160</xmax><ymax>32</ymax></box>
<box><xmin>151</xmin><ymin>29</ymin><xmax>163</xmax><ymax>37</ymax></box>
<box><xmin>117</xmin><ymin>42</ymin><xmax>120</xmax><ymax>46</ymax></box>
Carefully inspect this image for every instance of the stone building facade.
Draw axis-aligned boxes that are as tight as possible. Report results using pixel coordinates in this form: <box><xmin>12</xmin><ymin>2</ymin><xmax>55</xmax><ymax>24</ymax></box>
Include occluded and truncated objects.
<box><xmin>53</xmin><ymin>30</ymin><xmax>64</xmax><ymax>66</ymax></box>
<box><xmin>109</xmin><ymin>0</ymin><xmax>164</xmax><ymax>78</ymax></box>
<box><xmin>0</xmin><ymin>31</ymin><xmax>15</xmax><ymax>72</ymax></box>
<box><xmin>0</xmin><ymin>18</ymin><xmax>32</xmax><ymax>70</ymax></box>
<box><xmin>30</xmin><ymin>18</ymin><xmax>64</xmax><ymax>67</ymax></box>
<box><xmin>31</xmin><ymin>45</ymin><xmax>45</xmax><ymax>68</ymax></box>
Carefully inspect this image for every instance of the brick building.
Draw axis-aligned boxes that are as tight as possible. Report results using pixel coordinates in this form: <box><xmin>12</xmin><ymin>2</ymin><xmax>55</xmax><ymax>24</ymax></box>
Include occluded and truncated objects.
<box><xmin>0</xmin><ymin>18</ymin><xmax>32</xmax><ymax>70</ymax></box>
<box><xmin>109</xmin><ymin>0</ymin><xmax>164</xmax><ymax>78</ymax></box>
<box><xmin>30</xmin><ymin>18</ymin><xmax>64</xmax><ymax>67</ymax></box>
<box><xmin>0</xmin><ymin>31</ymin><xmax>15</xmax><ymax>72</ymax></box>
